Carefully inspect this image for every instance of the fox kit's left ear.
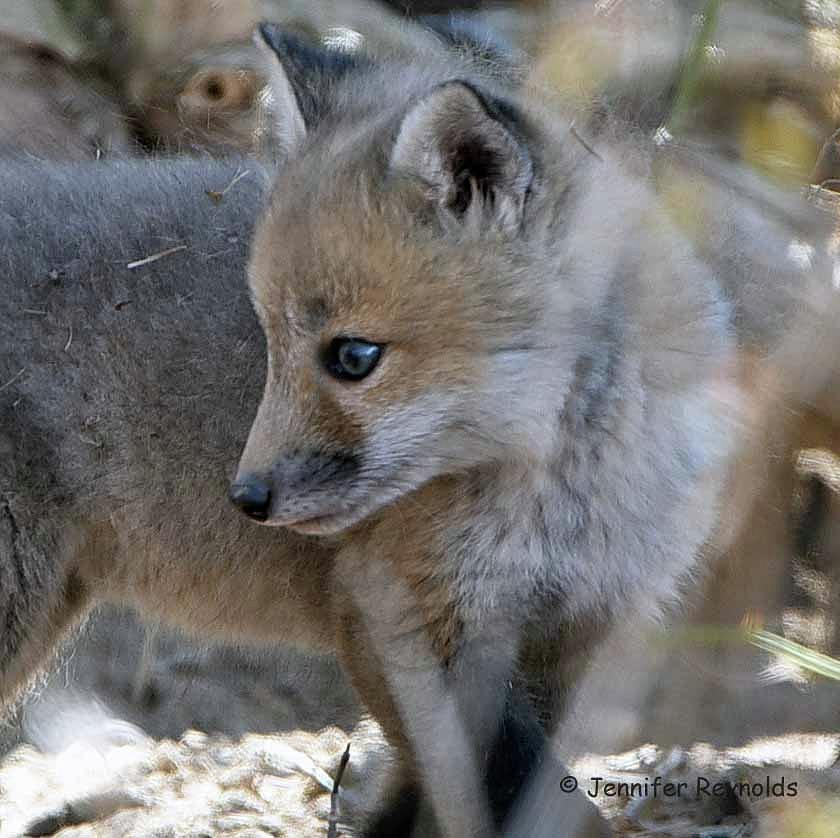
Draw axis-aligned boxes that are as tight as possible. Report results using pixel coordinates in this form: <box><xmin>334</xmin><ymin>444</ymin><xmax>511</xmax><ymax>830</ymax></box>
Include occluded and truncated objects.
<box><xmin>256</xmin><ymin>23</ymin><xmax>364</xmax><ymax>158</ymax></box>
<box><xmin>391</xmin><ymin>81</ymin><xmax>533</xmax><ymax>232</ymax></box>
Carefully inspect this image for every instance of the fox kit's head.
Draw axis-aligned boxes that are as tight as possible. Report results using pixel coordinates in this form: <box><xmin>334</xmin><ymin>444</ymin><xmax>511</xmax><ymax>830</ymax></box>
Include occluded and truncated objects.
<box><xmin>230</xmin><ymin>26</ymin><xmax>626</xmax><ymax>534</ymax></box>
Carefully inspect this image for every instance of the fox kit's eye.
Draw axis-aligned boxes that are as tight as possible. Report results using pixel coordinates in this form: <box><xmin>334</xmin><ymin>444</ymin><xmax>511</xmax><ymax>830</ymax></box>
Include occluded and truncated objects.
<box><xmin>323</xmin><ymin>337</ymin><xmax>383</xmax><ymax>382</ymax></box>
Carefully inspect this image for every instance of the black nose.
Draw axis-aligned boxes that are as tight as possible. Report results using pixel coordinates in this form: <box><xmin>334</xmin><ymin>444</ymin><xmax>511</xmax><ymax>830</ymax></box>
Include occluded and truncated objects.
<box><xmin>229</xmin><ymin>476</ymin><xmax>272</xmax><ymax>522</ymax></box>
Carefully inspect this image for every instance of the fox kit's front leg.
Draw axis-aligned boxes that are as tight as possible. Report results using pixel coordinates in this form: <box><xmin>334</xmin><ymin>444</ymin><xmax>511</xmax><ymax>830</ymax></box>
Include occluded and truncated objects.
<box><xmin>330</xmin><ymin>485</ymin><xmax>612</xmax><ymax>838</ymax></box>
<box><xmin>333</xmin><ymin>527</ymin><xmax>517</xmax><ymax>838</ymax></box>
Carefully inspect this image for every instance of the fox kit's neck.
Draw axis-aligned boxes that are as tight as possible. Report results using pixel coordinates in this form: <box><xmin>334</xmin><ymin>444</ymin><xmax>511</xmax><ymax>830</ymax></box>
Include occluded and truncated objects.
<box><xmin>442</xmin><ymin>337</ymin><xmax>731</xmax><ymax>627</ymax></box>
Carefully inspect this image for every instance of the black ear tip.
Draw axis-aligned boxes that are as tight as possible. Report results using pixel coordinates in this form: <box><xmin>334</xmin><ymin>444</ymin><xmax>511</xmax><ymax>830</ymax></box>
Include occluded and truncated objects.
<box><xmin>257</xmin><ymin>20</ymin><xmax>281</xmax><ymax>50</ymax></box>
<box><xmin>256</xmin><ymin>21</ymin><xmax>316</xmax><ymax>61</ymax></box>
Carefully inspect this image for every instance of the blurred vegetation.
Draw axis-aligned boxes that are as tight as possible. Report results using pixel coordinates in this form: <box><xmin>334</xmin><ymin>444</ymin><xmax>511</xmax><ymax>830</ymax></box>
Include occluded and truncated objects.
<box><xmin>668</xmin><ymin>624</ymin><xmax>840</xmax><ymax>684</ymax></box>
<box><xmin>666</xmin><ymin>0</ymin><xmax>724</xmax><ymax>137</ymax></box>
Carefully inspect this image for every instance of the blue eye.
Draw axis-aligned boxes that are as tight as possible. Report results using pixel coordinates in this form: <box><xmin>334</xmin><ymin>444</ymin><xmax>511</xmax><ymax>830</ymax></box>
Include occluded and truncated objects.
<box><xmin>323</xmin><ymin>337</ymin><xmax>384</xmax><ymax>381</ymax></box>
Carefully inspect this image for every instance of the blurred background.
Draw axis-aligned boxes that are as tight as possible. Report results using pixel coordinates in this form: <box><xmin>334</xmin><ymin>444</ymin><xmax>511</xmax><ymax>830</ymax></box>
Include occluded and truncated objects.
<box><xmin>4</xmin><ymin>1</ymin><xmax>840</xmax><ymax>836</ymax></box>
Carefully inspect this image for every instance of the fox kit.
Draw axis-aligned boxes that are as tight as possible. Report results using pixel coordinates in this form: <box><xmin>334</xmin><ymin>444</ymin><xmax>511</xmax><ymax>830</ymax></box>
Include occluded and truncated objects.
<box><xmin>226</xmin><ymin>24</ymin><xmax>807</xmax><ymax>837</ymax></box>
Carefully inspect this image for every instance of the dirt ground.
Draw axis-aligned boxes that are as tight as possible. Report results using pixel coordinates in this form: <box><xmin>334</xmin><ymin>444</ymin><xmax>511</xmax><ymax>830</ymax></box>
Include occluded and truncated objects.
<box><xmin>1</xmin><ymin>605</ymin><xmax>839</xmax><ymax>837</ymax></box>
<box><xmin>6</xmin><ymin>720</ymin><xmax>840</xmax><ymax>836</ymax></box>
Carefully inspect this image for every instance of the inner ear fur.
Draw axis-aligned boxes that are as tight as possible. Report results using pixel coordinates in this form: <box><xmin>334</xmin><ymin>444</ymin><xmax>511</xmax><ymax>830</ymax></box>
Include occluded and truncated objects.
<box><xmin>390</xmin><ymin>81</ymin><xmax>534</xmax><ymax>231</ymax></box>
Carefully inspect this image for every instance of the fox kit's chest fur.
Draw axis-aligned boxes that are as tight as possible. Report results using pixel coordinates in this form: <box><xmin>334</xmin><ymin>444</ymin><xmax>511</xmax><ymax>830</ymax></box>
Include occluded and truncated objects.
<box><xmin>438</xmin><ymin>367</ymin><xmax>731</xmax><ymax>629</ymax></box>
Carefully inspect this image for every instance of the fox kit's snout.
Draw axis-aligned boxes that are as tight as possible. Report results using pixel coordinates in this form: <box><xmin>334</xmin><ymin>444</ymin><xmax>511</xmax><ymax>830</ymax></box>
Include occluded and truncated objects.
<box><xmin>231</xmin><ymin>446</ymin><xmax>363</xmax><ymax>533</ymax></box>
<box><xmin>228</xmin><ymin>475</ymin><xmax>272</xmax><ymax>522</ymax></box>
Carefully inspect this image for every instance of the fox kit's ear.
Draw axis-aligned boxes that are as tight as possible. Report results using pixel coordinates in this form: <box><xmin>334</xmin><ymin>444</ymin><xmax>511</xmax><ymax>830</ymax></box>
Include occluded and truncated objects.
<box><xmin>391</xmin><ymin>81</ymin><xmax>533</xmax><ymax>232</ymax></box>
<box><xmin>256</xmin><ymin>23</ymin><xmax>364</xmax><ymax>158</ymax></box>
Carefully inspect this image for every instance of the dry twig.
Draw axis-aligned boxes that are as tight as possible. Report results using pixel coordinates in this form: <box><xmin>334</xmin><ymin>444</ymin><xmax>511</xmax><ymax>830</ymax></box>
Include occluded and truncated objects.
<box><xmin>0</xmin><ymin>368</ymin><xmax>25</xmax><ymax>393</ymax></box>
<box><xmin>126</xmin><ymin>244</ymin><xmax>187</xmax><ymax>270</ymax></box>
<box><xmin>327</xmin><ymin>743</ymin><xmax>351</xmax><ymax>838</ymax></box>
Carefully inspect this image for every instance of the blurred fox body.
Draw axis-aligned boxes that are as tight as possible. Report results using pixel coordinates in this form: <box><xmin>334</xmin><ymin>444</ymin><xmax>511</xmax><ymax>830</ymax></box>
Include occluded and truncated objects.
<box><xmin>0</xmin><ymin>158</ymin><xmax>339</xmax><ymax>716</ymax></box>
<box><xmin>227</xmin><ymin>28</ymin><xmax>769</xmax><ymax>837</ymax></box>
<box><xmin>0</xmin><ymin>32</ymin><xmax>131</xmax><ymax>160</ymax></box>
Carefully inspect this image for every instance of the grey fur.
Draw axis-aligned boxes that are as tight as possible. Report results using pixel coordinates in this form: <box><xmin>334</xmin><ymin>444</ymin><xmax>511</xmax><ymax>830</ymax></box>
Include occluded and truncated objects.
<box><xmin>0</xmin><ymin>158</ymin><xmax>336</xmax><ymax>709</ymax></box>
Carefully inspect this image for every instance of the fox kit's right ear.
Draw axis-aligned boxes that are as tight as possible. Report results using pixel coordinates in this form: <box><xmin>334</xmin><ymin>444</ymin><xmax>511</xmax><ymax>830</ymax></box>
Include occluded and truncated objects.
<box><xmin>390</xmin><ymin>81</ymin><xmax>534</xmax><ymax>233</ymax></box>
<box><xmin>256</xmin><ymin>23</ymin><xmax>364</xmax><ymax>158</ymax></box>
